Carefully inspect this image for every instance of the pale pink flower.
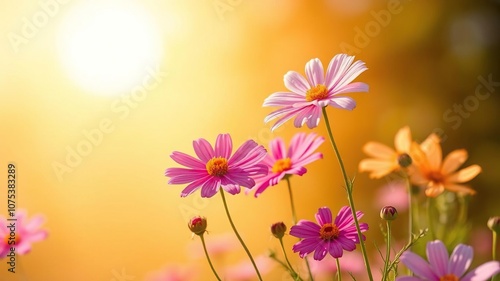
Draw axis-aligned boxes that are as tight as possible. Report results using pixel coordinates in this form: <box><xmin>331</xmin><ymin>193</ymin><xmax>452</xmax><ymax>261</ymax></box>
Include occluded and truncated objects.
<box><xmin>0</xmin><ymin>210</ymin><xmax>48</xmax><ymax>258</ymax></box>
<box><xmin>248</xmin><ymin>132</ymin><xmax>324</xmax><ymax>197</ymax></box>
<box><xmin>144</xmin><ymin>264</ymin><xmax>197</xmax><ymax>281</ymax></box>
<box><xmin>186</xmin><ymin>233</ymin><xmax>238</xmax><ymax>259</ymax></box>
<box><xmin>223</xmin><ymin>255</ymin><xmax>274</xmax><ymax>281</ymax></box>
<box><xmin>263</xmin><ymin>54</ymin><xmax>368</xmax><ymax>131</ymax></box>
<box><xmin>375</xmin><ymin>181</ymin><xmax>409</xmax><ymax>212</ymax></box>
<box><xmin>165</xmin><ymin>134</ymin><xmax>268</xmax><ymax>198</ymax></box>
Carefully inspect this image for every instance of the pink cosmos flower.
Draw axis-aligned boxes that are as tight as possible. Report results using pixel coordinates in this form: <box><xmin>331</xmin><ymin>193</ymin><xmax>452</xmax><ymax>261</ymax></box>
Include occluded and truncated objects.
<box><xmin>290</xmin><ymin>206</ymin><xmax>368</xmax><ymax>260</ymax></box>
<box><xmin>249</xmin><ymin>132</ymin><xmax>324</xmax><ymax>197</ymax></box>
<box><xmin>397</xmin><ymin>240</ymin><xmax>500</xmax><ymax>281</ymax></box>
<box><xmin>165</xmin><ymin>134</ymin><xmax>268</xmax><ymax>198</ymax></box>
<box><xmin>0</xmin><ymin>210</ymin><xmax>48</xmax><ymax>258</ymax></box>
<box><xmin>263</xmin><ymin>53</ymin><xmax>369</xmax><ymax>131</ymax></box>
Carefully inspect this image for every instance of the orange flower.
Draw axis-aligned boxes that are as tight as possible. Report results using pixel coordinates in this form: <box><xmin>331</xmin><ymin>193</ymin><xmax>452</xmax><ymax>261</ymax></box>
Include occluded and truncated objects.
<box><xmin>410</xmin><ymin>133</ymin><xmax>481</xmax><ymax>197</ymax></box>
<box><xmin>359</xmin><ymin>126</ymin><xmax>413</xmax><ymax>179</ymax></box>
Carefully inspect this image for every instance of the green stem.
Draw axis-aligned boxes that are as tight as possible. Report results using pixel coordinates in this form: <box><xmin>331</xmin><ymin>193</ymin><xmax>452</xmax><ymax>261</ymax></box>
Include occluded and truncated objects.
<box><xmin>286</xmin><ymin>176</ymin><xmax>297</xmax><ymax>225</ymax></box>
<box><xmin>336</xmin><ymin>258</ymin><xmax>342</xmax><ymax>281</ymax></box>
<box><xmin>200</xmin><ymin>234</ymin><xmax>222</xmax><ymax>281</ymax></box>
<box><xmin>220</xmin><ymin>189</ymin><xmax>263</xmax><ymax>281</ymax></box>
<box><xmin>279</xmin><ymin>238</ymin><xmax>302</xmax><ymax>281</ymax></box>
<box><xmin>381</xmin><ymin>221</ymin><xmax>392</xmax><ymax>281</ymax></box>
<box><xmin>404</xmin><ymin>175</ymin><xmax>413</xmax><ymax>249</ymax></box>
<box><xmin>322</xmin><ymin>107</ymin><xmax>373</xmax><ymax>281</ymax></box>
<box><xmin>426</xmin><ymin>197</ymin><xmax>435</xmax><ymax>240</ymax></box>
<box><xmin>286</xmin><ymin>176</ymin><xmax>314</xmax><ymax>281</ymax></box>
<box><xmin>493</xmin><ymin>232</ymin><xmax>498</xmax><ymax>281</ymax></box>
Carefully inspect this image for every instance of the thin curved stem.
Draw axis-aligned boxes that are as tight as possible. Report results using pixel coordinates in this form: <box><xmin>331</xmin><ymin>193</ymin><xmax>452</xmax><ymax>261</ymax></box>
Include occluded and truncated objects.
<box><xmin>404</xmin><ymin>175</ymin><xmax>413</xmax><ymax>249</ymax></box>
<box><xmin>336</xmin><ymin>258</ymin><xmax>342</xmax><ymax>281</ymax></box>
<box><xmin>220</xmin><ymin>189</ymin><xmax>263</xmax><ymax>281</ymax></box>
<box><xmin>286</xmin><ymin>176</ymin><xmax>297</xmax><ymax>225</ymax></box>
<box><xmin>426</xmin><ymin>197</ymin><xmax>435</xmax><ymax>240</ymax></box>
<box><xmin>279</xmin><ymin>238</ymin><xmax>302</xmax><ymax>280</ymax></box>
<box><xmin>382</xmin><ymin>221</ymin><xmax>392</xmax><ymax>281</ymax></box>
<box><xmin>286</xmin><ymin>176</ymin><xmax>314</xmax><ymax>281</ymax></box>
<box><xmin>322</xmin><ymin>107</ymin><xmax>373</xmax><ymax>281</ymax></box>
<box><xmin>200</xmin><ymin>234</ymin><xmax>222</xmax><ymax>281</ymax></box>
<box><xmin>493</xmin><ymin>232</ymin><xmax>498</xmax><ymax>281</ymax></box>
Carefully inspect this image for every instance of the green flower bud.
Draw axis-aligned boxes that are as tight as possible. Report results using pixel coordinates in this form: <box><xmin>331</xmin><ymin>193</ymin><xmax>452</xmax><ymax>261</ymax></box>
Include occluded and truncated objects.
<box><xmin>488</xmin><ymin>216</ymin><xmax>500</xmax><ymax>233</ymax></box>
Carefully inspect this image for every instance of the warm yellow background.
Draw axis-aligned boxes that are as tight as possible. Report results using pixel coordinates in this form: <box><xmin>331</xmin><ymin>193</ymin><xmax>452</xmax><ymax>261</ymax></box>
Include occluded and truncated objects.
<box><xmin>1</xmin><ymin>0</ymin><xmax>499</xmax><ymax>280</ymax></box>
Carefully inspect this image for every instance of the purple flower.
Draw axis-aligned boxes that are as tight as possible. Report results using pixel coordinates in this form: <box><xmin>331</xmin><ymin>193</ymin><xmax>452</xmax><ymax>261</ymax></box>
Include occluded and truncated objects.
<box><xmin>290</xmin><ymin>206</ymin><xmax>368</xmax><ymax>260</ymax></box>
<box><xmin>397</xmin><ymin>240</ymin><xmax>500</xmax><ymax>281</ymax></box>
<box><xmin>165</xmin><ymin>134</ymin><xmax>268</xmax><ymax>198</ymax></box>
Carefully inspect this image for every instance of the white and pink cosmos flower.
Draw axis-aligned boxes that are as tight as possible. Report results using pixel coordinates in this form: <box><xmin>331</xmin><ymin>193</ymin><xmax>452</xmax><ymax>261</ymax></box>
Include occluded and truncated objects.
<box><xmin>165</xmin><ymin>134</ymin><xmax>268</xmax><ymax>198</ymax></box>
<box><xmin>264</xmin><ymin>53</ymin><xmax>369</xmax><ymax>131</ymax></box>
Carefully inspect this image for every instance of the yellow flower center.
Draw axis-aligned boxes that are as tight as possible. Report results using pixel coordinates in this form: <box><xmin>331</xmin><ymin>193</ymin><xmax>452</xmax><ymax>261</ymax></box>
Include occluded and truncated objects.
<box><xmin>206</xmin><ymin>157</ymin><xmax>229</xmax><ymax>177</ymax></box>
<box><xmin>3</xmin><ymin>233</ymin><xmax>20</xmax><ymax>245</ymax></box>
<box><xmin>305</xmin><ymin>84</ymin><xmax>328</xmax><ymax>102</ymax></box>
<box><xmin>319</xmin><ymin>223</ymin><xmax>340</xmax><ymax>240</ymax></box>
<box><xmin>440</xmin><ymin>274</ymin><xmax>459</xmax><ymax>281</ymax></box>
<box><xmin>272</xmin><ymin>158</ymin><xmax>292</xmax><ymax>173</ymax></box>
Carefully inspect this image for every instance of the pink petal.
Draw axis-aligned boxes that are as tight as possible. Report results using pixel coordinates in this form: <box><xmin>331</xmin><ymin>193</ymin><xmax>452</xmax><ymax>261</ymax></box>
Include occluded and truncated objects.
<box><xmin>426</xmin><ymin>240</ymin><xmax>449</xmax><ymax>276</ymax></box>
<box><xmin>266</xmin><ymin>106</ymin><xmax>305</xmax><ymax>132</ymax></box>
<box><xmin>331</xmin><ymin>82</ymin><xmax>368</xmax><ymax>95</ymax></box>
<box><xmin>334</xmin><ymin>206</ymin><xmax>353</xmax><ymax>229</ymax></box>
<box><xmin>215</xmin><ymin>134</ymin><xmax>232</xmax><ymax>159</ymax></box>
<box><xmin>25</xmin><ymin>230</ymin><xmax>48</xmax><ymax>243</ymax></box>
<box><xmin>293</xmin><ymin>237</ymin><xmax>322</xmax><ymax>258</ymax></box>
<box><xmin>193</xmin><ymin>138</ymin><xmax>215</xmax><ymax>163</ymax></box>
<box><xmin>228</xmin><ymin>140</ymin><xmax>259</xmax><ymax>167</ymax></box>
<box><xmin>263</xmin><ymin>92</ymin><xmax>305</xmax><ymax>107</ymax></box>
<box><xmin>328</xmin><ymin>96</ymin><xmax>356</xmax><ymax>110</ymax></box>
<box><xmin>270</xmin><ymin>137</ymin><xmax>286</xmax><ymax>160</ymax></box>
<box><xmin>313</xmin><ymin>242</ymin><xmax>328</xmax><ymax>260</ymax></box>
<box><xmin>284</xmin><ymin>71</ymin><xmax>310</xmax><ymax>95</ymax></box>
<box><xmin>325</xmin><ymin>54</ymin><xmax>355</xmax><ymax>90</ymax></box>
<box><xmin>448</xmin><ymin>243</ymin><xmax>473</xmax><ymax>277</ymax></box>
<box><xmin>290</xmin><ymin>220</ymin><xmax>321</xmax><ymax>238</ymax></box>
<box><xmin>165</xmin><ymin>168</ymin><xmax>207</xmax><ymax>183</ymax></box>
<box><xmin>305</xmin><ymin>58</ymin><xmax>325</xmax><ymax>86</ymax></box>
<box><xmin>327</xmin><ymin>240</ymin><xmax>344</xmax><ymax>258</ymax></box>
<box><xmin>224</xmin><ymin>171</ymin><xmax>255</xmax><ymax>189</ymax></box>
<box><xmin>330</xmin><ymin>59</ymin><xmax>368</xmax><ymax>93</ymax></box>
<box><xmin>180</xmin><ymin>175</ymin><xmax>212</xmax><ymax>197</ymax></box>
<box><xmin>24</xmin><ymin>215</ymin><xmax>46</xmax><ymax>233</ymax></box>
<box><xmin>400</xmin><ymin>251</ymin><xmax>439</xmax><ymax>280</ymax></box>
<box><xmin>461</xmin><ymin>261</ymin><xmax>500</xmax><ymax>281</ymax></box>
<box><xmin>170</xmin><ymin>151</ymin><xmax>206</xmax><ymax>169</ymax></box>
<box><xmin>200</xmin><ymin>178</ymin><xmax>221</xmax><ymax>198</ymax></box>
<box><xmin>306</xmin><ymin>106</ymin><xmax>321</xmax><ymax>129</ymax></box>
<box><xmin>16</xmin><ymin>241</ymin><xmax>31</xmax><ymax>255</ymax></box>
<box><xmin>315</xmin><ymin>207</ymin><xmax>333</xmax><ymax>226</ymax></box>
<box><xmin>337</xmin><ymin>236</ymin><xmax>356</xmax><ymax>252</ymax></box>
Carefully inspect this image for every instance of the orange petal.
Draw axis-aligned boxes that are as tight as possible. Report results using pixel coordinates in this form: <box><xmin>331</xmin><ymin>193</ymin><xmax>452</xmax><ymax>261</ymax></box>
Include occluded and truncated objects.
<box><xmin>362</xmin><ymin>142</ymin><xmax>396</xmax><ymax>160</ymax></box>
<box><xmin>409</xmin><ymin>168</ymin><xmax>429</xmax><ymax>186</ymax></box>
<box><xmin>420</xmin><ymin>134</ymin><xmax>442</xmax><ymax>170</ymax></box>
<box><xmin>394</xmin><ymin>126</ymin><xmax>412</xmax><ymax>153</ymax></box>
<box><xmin>358</xmin><ymin>159</ymin><xmax>397</xmax><ymax>179</ymax></box>
<box><xmin>409</xmin><ymin>142</ymin><xmax>428</xmax><ymax>167</ymax></box>
<box><xmin>441</xmin><ymin>149</ymin><xmax>468</xmax><ymax>175</ymax></box>
<box><xmin>444</xmin><ymin>184</ymin><xmax>476</xmax><ymax>195</ymax></box>
<box><xmin>447</xmin><ymin>165</ymin><xmax>482</xmax><ymax>183</ymax></box>
<box><xmin>425</xmin><ymin>183</ymin><xmax>444</xmax><ymax>197</ymax></box>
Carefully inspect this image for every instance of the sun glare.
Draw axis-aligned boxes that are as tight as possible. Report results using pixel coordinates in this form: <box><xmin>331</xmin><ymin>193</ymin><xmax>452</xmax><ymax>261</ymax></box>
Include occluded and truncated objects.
<box><xmin>57</xmin><ymin>1</ymin><xmax>163</xmax><ymax>96</ymax></box>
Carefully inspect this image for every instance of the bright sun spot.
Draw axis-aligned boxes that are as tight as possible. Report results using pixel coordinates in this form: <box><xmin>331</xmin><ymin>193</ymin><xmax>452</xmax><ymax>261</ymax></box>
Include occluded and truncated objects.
<box><xmin>57</xmin><ymin>1</ymin><xmax>163</xmax><ymax>96</ymax></box>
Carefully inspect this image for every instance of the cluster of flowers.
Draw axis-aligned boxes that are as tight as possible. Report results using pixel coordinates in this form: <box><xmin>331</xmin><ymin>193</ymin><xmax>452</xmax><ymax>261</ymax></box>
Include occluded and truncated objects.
<box><xmin>165</xmin><ymin>54</ymin><xmax>500</xmax><ymax>281</ymax></box>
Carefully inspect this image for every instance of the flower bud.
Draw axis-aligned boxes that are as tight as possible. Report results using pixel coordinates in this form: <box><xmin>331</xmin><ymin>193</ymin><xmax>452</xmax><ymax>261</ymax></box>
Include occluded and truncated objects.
<box><xmin>397</xmin><ymin>153</ymin><xmax>412</xmax><ymax>168</ymax></box>
<box><xmin>488</xmin><ymin>216</ymin><xmax>500</xmax><ymax>233</ymax></box>
<box><xmin>271</xmin><ymin>222</ymin><xmax>287</xmax><ymax>239</ymax></box>
<box><xmin>188</xmin><ymin>216</ymin><xmax>207</xmax><ymax>236</ymax></box>
<box><xmin>380</xmin><ymin>206</ymin><xmax>398</xmax><ymax>221</ymax></box>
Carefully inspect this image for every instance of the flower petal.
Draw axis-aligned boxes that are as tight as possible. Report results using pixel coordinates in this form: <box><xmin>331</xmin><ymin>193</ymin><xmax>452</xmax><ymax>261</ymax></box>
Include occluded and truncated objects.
<box><xmin>400</xmin><ymin>250</ymin><xmax>439</xmax><ymax>280</ymax></box>
<box><xmin>332</xmin><ymin>82</ymin><xmax>368</xmax><ymax>95</ymax></box>
<box><xmin>426</xmin><ymin>240</ymin><xmax>449</xmax><ymax>277</ymax></box>
<box><xmin>200</xmin><ymin>178</ymin><xmax>221</xmax><ymax>198</ymax></box>
<box><xmin>284</xmin><ymin>71</ymin><xmax>310</xmax><ymax>95</ymax></box>
<box><xmin>193</xmin><ymin>138</ymin><xmax>215</xmax><ymax>163</ymax></box>
<box><xmin>394</xmin><ymin>126</ymin><xmax>412</xmax><ymax>153</ymax></box>
<box><xmin>306</xmin><ymin>106</ymin><xmax>322</xmax><ymax>129</ymax></box>
<box><xmin>362</xmin><ymin>142</ymin><xmax>396</xmax><ymax>159</ymax></box>
<box><xmin>420</xmin><ymin>134</ymin><xmax>442</xmax><ymax>170</ymax></box>
<box><xmin>313</xmin><ymin>242</ymin><xmax>328</xmax><ymax>261</ymax></box>
<box><xmin>315</xmin><ymin>207</ymin><xmax>333</xmax><ymax>225</ymax></box>
<box><xmin>448</xmin><ymin>244</ymin><xmax>473</xmax><ymax>277</ymax></box>
<box><xmin>328</xmin><ymin>96</ymin><xmax>356</xmax><ymax>110</ymax></box>
<box><xmin>461</xmin><ymin>261</ymin><xmax>500</xmax><ymax>281</ymax></box>
<box><xmin>358</xmin><ymin>159</ymin><xmax>397</xmax><ymax>179</ymax></box>
<box><xmin>290</xmin><ymin>220</ymin><xmax>321</xmax><ymax>239</ymax></box>
<box><xmin>447</xmin><ymin>165</ymin><xmax>481</xmax><ymax>183</ymax></box>
<box><xmin>215</xmin><ymin>134</ymin><xmax>232</xmax><ymax>159</ymax></box>
<box><xmin>180</xmin><ymin>175</ymin><xmax>212</xmax><ymax>197</ymax></box>
<box><xmin>170</xmin><ymin>151</ymin><xmax>206</xmax><ymax>169</ymax></box>
<box><xmin>441</xmin><ymin>149</ymin><xmax>468</xmax><ymax>175</ymax></box>
<box><xmin>305</xmin><ymin>58</ymin><xmax>325</xmax><ymax>86</ymax></box>
<box><xmin>270</xmin><ymin>137</ymin><xmax>286</xmax><ymax>160</ymax></box>
<box><xmin>328</xmin><ymin>240</ymin><xmax>344</xmax><ymax>258</ymax></box>
<box><xmin>292</xmin><ymin>237</ymin><xmax>322</xmax><ymax>258</ymax></box>
<box><xmin>263</xmin><ymin>92</ymin><xmax>305</xmax><ymax>107</ymax></box>
<box><xmin>443</xmin><ymin>184</ymin><xmax>476</xmax><ymax>195</ymax></box>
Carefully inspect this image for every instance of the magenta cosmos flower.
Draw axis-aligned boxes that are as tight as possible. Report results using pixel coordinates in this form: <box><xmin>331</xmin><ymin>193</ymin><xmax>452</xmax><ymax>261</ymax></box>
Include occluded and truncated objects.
<box><xmin>290</xmin><ymin>206</ymin><xmax>368</xmax><ymax>260</ymax></box>
<box><xmin>0</xmin><ymin>210</ymin><xmax>48</xmax><ymax>258</ymax></box>
<box><xmin>397</xmin><ymin>240</ymin><xmax>500</xmax><ymax>281</ymax></box>
<box><xmin>263</xmin><ymin>53</ymin><xmax>369</xmax><ymax>131</ymax></box>
<box><xmin>249</xmin><ymin>132</ymin><xmax>324</xmax><ymax>197</ymax></box>
<box><xmin>165</xmin><ymin>134</ymin><xmax>268</xmax><ymax>198</ymax></box>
